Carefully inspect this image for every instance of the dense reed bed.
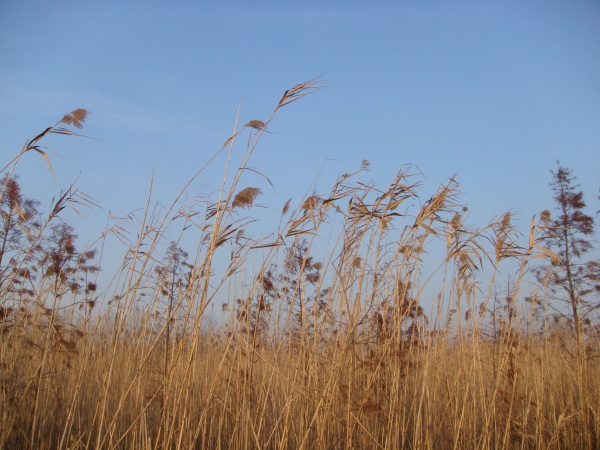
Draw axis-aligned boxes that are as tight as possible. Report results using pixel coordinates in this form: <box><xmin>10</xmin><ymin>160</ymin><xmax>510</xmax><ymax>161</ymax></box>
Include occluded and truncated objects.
<box><xmin>1</xmin><ymin>80</ymin><xmax>598</xmax><ymax>449</ymax></box>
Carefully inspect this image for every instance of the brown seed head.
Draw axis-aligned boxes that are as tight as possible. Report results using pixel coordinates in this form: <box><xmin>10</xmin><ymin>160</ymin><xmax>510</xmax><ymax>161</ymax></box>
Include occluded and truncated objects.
<box><xmin>245</xmin><ymin>120</ymin><xmax>266</xmax><ymax>130</ymax></box>
<box><xmin>232</xmin><ymin>187</ymin><xmax>262</xmax><ymax>209</ymax></box>
<box><xmin>60</xmin><ymin>109</ymin><xmax>89</xmax><ymax>129</ymax></box>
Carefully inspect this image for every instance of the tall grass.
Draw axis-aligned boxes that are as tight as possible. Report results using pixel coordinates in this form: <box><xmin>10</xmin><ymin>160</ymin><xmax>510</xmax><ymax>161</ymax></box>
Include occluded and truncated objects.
<box><xmin>1</xmin><ymin>80</ymin><xmax>598</xmax><ymax>449</ymax></box>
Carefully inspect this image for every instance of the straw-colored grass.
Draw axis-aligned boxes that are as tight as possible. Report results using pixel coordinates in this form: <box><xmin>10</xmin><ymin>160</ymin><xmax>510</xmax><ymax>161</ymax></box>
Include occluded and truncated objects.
<box><xmin>1</xmin><ymin>80</ymin><xmax>598</xmax><ymax>449</ymax></box>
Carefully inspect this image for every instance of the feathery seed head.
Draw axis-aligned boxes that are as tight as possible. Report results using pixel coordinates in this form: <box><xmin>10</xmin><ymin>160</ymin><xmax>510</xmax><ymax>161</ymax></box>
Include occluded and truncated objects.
<box><xmin>232</xmin><ymin>187</ymin><xmax>262</xmax><ymax>209</ymax></box>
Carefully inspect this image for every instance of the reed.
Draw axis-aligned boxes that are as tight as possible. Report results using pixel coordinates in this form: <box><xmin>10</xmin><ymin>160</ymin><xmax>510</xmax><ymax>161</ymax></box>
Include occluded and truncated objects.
<box><xmin>0</xmin><ymin>80</ymin><xmax>598</xmax><ymax>449</ymax></box>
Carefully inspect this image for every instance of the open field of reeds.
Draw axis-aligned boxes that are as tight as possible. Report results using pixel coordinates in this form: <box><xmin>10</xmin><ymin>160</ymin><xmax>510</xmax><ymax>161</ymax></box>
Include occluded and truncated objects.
<box><xmin>1</xmin><ymin>81</ymin><xmax>599</xmax><ymax>449</ymax></box>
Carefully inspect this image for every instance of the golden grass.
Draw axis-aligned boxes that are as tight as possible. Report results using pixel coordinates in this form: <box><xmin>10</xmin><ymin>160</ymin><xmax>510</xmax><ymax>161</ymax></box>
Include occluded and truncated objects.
<box><xmin>1</xmin><ymin>80</ymin><xmax>598</xmax><ymax>449</ymax></box>
<box><xmin>1</xmin><ymin>323</ymin><xmax>597</xmax><ymax>449</ymax></box>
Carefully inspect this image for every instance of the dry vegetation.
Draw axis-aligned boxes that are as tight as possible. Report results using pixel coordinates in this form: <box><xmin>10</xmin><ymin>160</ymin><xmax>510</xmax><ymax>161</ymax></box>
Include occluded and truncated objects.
<box><xmin>1</xmin><ymin>80</ymin><xmax>599</xmax><ymax>449</ymax></box>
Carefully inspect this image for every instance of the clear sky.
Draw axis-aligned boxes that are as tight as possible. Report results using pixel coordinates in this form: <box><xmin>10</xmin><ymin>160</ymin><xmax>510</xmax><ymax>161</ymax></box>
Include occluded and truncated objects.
<box><xmin>1</xmin><ymin>1</ymin><xmax>599</xmax><ymax>262</ymax></box>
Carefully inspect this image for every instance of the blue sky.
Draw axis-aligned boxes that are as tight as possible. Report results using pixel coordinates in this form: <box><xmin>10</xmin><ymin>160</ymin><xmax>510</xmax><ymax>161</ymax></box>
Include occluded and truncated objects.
<box><xmin>1</xmin><ymin>1</ymin><xmax>599</xmax><ymax>267</ymax></box>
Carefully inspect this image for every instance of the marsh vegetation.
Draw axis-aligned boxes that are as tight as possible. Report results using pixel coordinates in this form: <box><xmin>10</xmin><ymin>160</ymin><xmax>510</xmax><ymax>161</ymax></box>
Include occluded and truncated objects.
<box><xmin>1</xmin><ymin>80</ymin><xmax>599</xmax><ymax>449</ymax></box>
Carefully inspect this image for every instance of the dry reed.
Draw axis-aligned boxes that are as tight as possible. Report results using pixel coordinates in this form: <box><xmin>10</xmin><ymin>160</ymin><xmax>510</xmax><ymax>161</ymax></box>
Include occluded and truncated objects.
<box><xmin>0</xmin><ymin>81</ymin><xmax>598</xmax><ymax>450</ymax></box>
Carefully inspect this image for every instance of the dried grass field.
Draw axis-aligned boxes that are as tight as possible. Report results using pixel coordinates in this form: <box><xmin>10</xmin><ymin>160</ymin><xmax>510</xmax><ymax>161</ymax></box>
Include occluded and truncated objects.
<box><xmin>1</xmin><ymin>80</ymin><xmax>599</xmax><ymax>449</ymax></box>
